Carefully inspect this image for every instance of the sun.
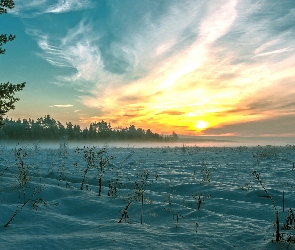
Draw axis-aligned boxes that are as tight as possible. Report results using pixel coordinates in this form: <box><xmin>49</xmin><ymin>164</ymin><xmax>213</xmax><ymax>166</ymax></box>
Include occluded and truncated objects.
<box><xmin>195</xmin><ymin>120</ymin><xmax>208</xmax><ymax>130</ymax></box>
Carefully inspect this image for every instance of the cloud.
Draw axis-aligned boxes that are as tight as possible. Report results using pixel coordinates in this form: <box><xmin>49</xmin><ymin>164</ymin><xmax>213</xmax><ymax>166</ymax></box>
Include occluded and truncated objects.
<box><xmin>12</xmin><ymin>0</ymin><xmax>92</xmax><ymax>16</ymax></box>
<box><xmin>50</xmin><ymin>104</ymin><xmax>74</xmax><ymax>108</ymax></box>
<box><xmin>28</xmin><ymin>1</ymin><xmax>239</xmax><ymax>89</ymax></box>
<box><xmin>158</xmin><ymin>111</ymin><xmax>186</xmax><ymax>116</ymax></box>
<box><xmin>28</xmin><ymin>20</ymin><xmax>104</xmax><ymax>85</ymax></box>
<box><xmin>11</xmin><ymin>0</ymin><xmax>47</xmax><ymax>16</ymax></box>
<box><xmin>45</xmin><ymin>0</ymin><xmax>93</xmax><ymax>14</ymax></box>
<box><xmin>254</xmin><ymin>48</ymin><xmax>294</xmax><ymax>57</ymax></box>
<box><xmin>198</xmin><ymin>0</ymin><xmax>237</xmax><ymax>44</ymax></box>
<box><xmin>205</xmin><ymin>114</ymin><xmax>295</xmax><ymax>137</ymax></box>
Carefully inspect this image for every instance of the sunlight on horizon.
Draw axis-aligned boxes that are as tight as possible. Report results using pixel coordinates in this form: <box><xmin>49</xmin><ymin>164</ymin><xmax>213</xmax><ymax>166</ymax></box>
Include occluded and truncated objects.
<box><xmin>195</xmin><ymin>120</ymin><xmax>209</xmax><ymax>131</ymax></box>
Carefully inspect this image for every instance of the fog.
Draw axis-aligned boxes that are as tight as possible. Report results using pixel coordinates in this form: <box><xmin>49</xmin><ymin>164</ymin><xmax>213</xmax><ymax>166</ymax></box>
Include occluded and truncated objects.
<box><xmin>1</xmin><ymin>136</ymin><xmax>295</xmax><ymax>150</ymax></box>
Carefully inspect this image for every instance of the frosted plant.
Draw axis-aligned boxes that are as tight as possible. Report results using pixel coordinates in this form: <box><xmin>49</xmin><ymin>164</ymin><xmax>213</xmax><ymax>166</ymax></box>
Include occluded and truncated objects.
<box><xmin>108</xmin><ymin>150</ymin><xmax>134</xmax><ymax>197</ymax></box>
<box><xmin>58</xmin><ymin>161</ymin><xmax>69</xmax><ymax>188</ymax></box>
<box><xmin>118</xmin><ymin>201</ymin><xmax>132</xmax><ymax>223</ymax></box>
<box><xmin>14</xmin><ymin>147</ymin><xmax>31</xmax><ymax>203</ymax></box>
<box><xmin>192</xmin><ymin>193</ymin><xmax>210</xmax><ymax>210</ymax></box>
<box><xmin>251</xmin><ymin>171</ymin><xmax>295</xmax><ymax>243</ymax></box>
<box><xmin>14</xmin><ymin>147</ymin><xmax>30</xmax><ymax>188</ymax></box>
<box><xmin>164</xmin><ymin>206</ymin><xmax>185</xmax><ymax>228</ymax></box>
<box><xmin>4</xmin><ymin>185</ymin><xmax>45</xmax><ymax>227</ymax></box>
<box><xmin>133</xmin><ymin>169</ymin><xmax>150</xmax><ymax>224</ymax></box>
<box><xmin>200</xmin><ymin>160</ymin><xmax>213</xmax><ymax>184</ymax></box>
<box><xmin>75</xmin><ymin>146</ymin><xmax>112</xmax><ymax>195</ymax></box>
<box><xmin>59</xmin><ymin>136</ymin><xmax>69</xmax><ymax>156</ymax></box>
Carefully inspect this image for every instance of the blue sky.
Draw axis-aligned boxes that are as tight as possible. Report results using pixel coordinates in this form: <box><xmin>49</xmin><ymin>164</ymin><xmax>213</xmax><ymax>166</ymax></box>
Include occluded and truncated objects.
<box><xmin>2</xmin><ymin>0</ymin><xmax>295</xmax><ymax>136</ymax></box>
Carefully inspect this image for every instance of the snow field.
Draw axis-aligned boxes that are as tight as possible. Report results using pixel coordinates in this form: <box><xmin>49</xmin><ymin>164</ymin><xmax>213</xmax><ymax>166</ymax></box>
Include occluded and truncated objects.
<box><xmin>1</xmin><ymin>144</ymin><xmax>295</xmax><ymax>249</ymax></box>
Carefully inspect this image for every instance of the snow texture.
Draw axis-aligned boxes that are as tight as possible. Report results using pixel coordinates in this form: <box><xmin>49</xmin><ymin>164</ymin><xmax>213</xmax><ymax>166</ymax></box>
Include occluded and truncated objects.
<box><xmin>1</xmin><ymin>142</ymin><xmax>295</xmax><ymax>249</ymax></box>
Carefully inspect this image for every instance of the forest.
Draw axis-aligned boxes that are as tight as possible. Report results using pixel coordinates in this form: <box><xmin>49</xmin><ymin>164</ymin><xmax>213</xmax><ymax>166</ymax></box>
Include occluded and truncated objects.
<box><xmin>0</xmin><ymin>115</ymin><xmax>179</xmax><ymax>141</ymax></box>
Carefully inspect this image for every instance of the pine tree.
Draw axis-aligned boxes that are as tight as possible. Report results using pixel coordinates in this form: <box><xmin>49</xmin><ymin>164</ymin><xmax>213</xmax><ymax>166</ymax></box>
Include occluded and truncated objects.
<box><xmin>0</xmin><ymin>0</ymin><xmax>26</xmax><ymax>128</ymax></box>
<box><xmin>0</xmin><ymin>0</ymin><xmax>15</xmax><ymax>54</ymax></box>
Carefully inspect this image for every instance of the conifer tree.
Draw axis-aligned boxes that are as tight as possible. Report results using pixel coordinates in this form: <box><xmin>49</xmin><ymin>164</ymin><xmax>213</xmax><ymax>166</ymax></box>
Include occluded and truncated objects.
<box><xmin>0</xmin><ymin>0</ymin><xmax>26</xmax><ymax>128</ymax></box>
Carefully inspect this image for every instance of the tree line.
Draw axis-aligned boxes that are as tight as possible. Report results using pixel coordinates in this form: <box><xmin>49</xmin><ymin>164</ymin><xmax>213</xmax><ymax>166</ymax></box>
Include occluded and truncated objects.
<box><xmin>0</xmin><ymin>115</ymin><xmax>179</xmax><ymax>141</ymax></box>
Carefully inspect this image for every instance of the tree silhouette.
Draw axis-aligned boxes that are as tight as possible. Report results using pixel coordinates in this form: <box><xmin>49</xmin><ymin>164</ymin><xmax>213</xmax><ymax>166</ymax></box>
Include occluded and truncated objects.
<box><xmin>0</xmin><ymin>115</ymin><xmax>174</xmax><ymax>142</ymax></box>
<box><xmin>0</xmin><ymin>0</ymin><xmax>26</xmax><ymax>128</ymax></box>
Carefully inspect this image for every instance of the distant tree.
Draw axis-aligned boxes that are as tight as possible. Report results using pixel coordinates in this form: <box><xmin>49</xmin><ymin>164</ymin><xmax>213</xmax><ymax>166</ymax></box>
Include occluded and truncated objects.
<box><xmin>95</xmin><ymin>120</ymin><xmax>112</xmax><ymax>139</ymax></box>
<box><xmin>171</xmin><ymin>131</ymin><xmax>179</xmax><ymax>141</ymax></box>
<box><xmin>82</xmin><ymin>127</ymin><xmax>89</xmax><ymax>140</ymax></box>
<box><xmin>128</xmin><ymin>125</ymin><xmax>137</xmax><ymax>140</ymax></box>
<box><xmin>88</xmin><ymin>123</ymin><xmax>98</xmax><ymax>140</ymax></box>
<box><xmin>66</xmin><ymin>122</ymin><xmax>74</xmax><ymax>139</ymax></box>
<box><xmin>0</xmin><ymin>0</ymin><xmax>26</xmax><ymax>128</ymax></box>
<box><xmin>73</xmin><ymin>124</ymin><xmax>81</xmax><ymax>140</ymax></box>
<box><xmin>37</xmin><ymin>115</ymin><xmax>64</xmax><ymax>139</ymax></box>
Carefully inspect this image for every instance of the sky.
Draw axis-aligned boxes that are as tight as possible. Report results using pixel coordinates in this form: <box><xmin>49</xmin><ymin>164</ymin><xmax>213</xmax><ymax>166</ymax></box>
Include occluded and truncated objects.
<box><xmin>1</xmin><ymin>0</ymin><xmax>295</xmax><ymax>137</ymax></box>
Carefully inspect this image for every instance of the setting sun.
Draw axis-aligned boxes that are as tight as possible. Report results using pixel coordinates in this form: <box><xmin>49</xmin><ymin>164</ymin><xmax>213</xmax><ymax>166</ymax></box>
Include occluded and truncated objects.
<box><xmin>195</xmin><ymin>120</ymin><xmax>208</xmax><ymax>130</ymax></box>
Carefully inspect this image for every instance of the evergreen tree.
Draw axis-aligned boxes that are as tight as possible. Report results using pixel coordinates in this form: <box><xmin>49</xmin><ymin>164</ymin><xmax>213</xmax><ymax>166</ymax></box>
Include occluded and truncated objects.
<box><xmin>0</xmin><ymin>0</ymin><xmax>15</xmax><ymax>54</ymax></box>
<box><xmin>0</xmin><ymin>82</ymin><xmax>26</xmax><ymax>128</ymax></box>
<box><xmin>0</xmin><ymin>0</ymin><xmax>26</xmax><ymax>128</ymax></box>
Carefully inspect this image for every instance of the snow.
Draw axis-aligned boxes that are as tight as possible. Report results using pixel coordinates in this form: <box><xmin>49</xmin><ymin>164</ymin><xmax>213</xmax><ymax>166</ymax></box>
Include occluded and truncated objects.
<box><xmin>1</xmin><ymin>142</ymin><xmax>295</xmax><ymax>249</ymax></box>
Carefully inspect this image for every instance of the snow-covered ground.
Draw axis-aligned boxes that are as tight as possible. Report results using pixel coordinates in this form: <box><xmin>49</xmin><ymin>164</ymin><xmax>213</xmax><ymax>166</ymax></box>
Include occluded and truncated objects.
<box><xmin>1</xmin><ymin>142</ymin><xmax>295</xmax><ymax>249</ymax></box>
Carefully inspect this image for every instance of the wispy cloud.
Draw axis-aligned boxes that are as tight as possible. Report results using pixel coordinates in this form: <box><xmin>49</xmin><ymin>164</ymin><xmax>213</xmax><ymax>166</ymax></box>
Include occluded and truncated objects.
<box><xmin>45</xmin><ymin>0</ymin><xmax>93</xmax><ymax>14</ymax></box>
<box><xmin>28</xmin><ymin>20</ymin><xmax>104</xmax><ymax>85</ymax></box>
<box><xmin>254</xmin><ymin>47</ymin><xmax>293</xmax><ymax>57</ymax></box>
<box><xmin>12</xmin><ymin>0</ymin><xmax>92</xmax><ymax>16</ymax></box>
<box><xmin>50</xmin><ymin>104</ymin><xmax>74</xmax><ymax>108</ymax></box>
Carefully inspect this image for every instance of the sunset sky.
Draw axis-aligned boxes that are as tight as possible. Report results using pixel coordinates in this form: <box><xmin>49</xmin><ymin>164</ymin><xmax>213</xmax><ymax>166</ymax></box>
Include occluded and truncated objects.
<box><xmin>2</xmin><ymin>0</ymin><xmax>295</xmax><ymax>136</ymax></box>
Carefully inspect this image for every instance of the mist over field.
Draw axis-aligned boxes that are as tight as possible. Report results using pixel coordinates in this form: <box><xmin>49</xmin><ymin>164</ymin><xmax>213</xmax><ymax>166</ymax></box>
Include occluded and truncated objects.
<box><xmin>2</xmin><ymin>135</ymin><xmax>295</xmax><ymax>149</ymax></box>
